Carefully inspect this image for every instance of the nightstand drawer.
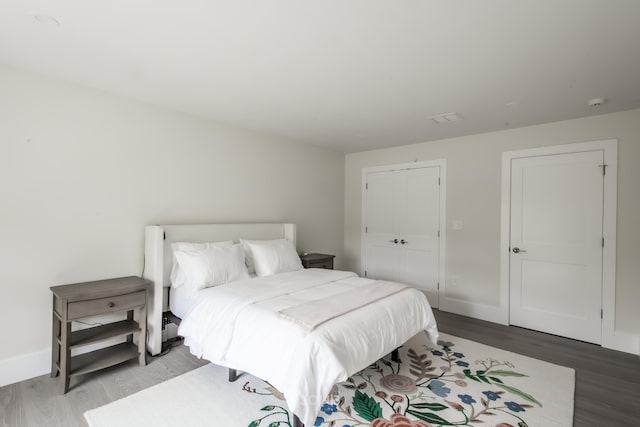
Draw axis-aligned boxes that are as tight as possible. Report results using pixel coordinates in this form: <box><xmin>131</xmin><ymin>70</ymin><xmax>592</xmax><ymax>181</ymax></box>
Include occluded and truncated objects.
<box><xmin>307</xmin><ymin>260</ymin><xmax>333</xmax><ymax>269</ymax></box>
<box><xmin>300</xmin><ymin>253</ymin><xmax>335</xmax><ymax>270</ymax></box>
<box><xmin>68</xmin><ymin>291</ymin><xmax>145</xmax><ymax>319</ymax></box>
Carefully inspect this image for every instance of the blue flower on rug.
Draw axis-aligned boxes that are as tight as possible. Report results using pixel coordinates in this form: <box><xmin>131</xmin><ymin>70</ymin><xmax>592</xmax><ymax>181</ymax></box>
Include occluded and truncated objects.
<box><xmin>458</xmin><ymin>394</ymin><xmax>476</xmax><ymax>404</ymax></box>
<box><xmin>243</xmin><ymin>335</ymin><xmax>551</xmax><ymax>427</ymax></box>
<box><xmin>321</xmin><ymin>403</ymin><xmax>338</xmax><ymax>415</ymax></box>
<box><xmin>505</xmin><ymin>401</ymin><xmax>526</xmax><ymax>412</ymax></box>
<box><xmin>438</xmin><ymin>340</ymin><xmax>454</xmax><ymax>351</ymax></box>
<box><xmin>482</xmin><ymin>390</ymin><xmax>502</xmax><ymax>401</ymax></box>
<box><xmin>428</xmin><ymin>379</ymin><xmax>451</xmax><ymax>397</ymax></box>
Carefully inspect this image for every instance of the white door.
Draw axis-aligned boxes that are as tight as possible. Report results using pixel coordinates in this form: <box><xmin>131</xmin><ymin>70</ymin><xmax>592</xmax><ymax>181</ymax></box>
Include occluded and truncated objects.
<box><xmin>403</xmin><ymin>167</ymin><xmax>441</xmax><ymax>306</ymax></box>
<box><xmin>364</xmin><ymin>166</ymin><xmax>441</xmax><ymax>307</ymax></box>
<box><xmin>365</xmin><ymin>170</ymin><xmax>403</xmax><ymax>282</ymax></box>
<box><xmin>509</xmin><ymin>150</ymin><xmax>604</xmax><ymax>344</ymax></box>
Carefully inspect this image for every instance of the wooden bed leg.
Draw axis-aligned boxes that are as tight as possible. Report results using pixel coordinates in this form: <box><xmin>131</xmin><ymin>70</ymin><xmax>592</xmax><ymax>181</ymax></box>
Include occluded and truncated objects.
<box><xmin>228</xmin><ymin>368</ymin><xmax>238</xmax><ymax>382</ymax></box>
<box><xmin>293</xmin><ymin>414</ymin><xmax>304</xmax><ymax>427</ymax></box>
<box><xmin>391</xmin><ymin>348</ymin><xmax>399</xmax><ymax>362</ymax></box>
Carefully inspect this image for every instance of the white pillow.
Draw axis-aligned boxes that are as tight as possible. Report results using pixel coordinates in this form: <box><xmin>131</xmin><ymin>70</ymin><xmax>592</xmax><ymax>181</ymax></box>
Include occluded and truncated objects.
<box><xmin>173</xmin><ymin>244</ymin><xmax>249</xmax><ymax>292</ymax></box>
<box><xmin>170</xmin><ymin>240</ymin><xmax>233</xmax><ymax>287</ymax></box>
<box><xmin>240</xmin><ymin>240</ymin><xmax>256</xmax><ymax>274</ymax></box>
<box><xmin>244</xmin><ymin>239</ymin><xmax>303</xmax><ymax>277</ymax></box>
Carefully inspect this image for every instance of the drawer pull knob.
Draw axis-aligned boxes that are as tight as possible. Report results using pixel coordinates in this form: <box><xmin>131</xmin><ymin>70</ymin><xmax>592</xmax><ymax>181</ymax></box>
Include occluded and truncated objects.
<box><xmin>108</xmin><ymin>302</ymin><xmax>115</xmax><ymax>308</ymax></box>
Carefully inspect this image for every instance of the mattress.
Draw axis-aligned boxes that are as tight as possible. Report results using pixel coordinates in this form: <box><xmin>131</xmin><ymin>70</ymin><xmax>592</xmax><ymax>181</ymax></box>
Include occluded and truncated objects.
<box><xmin>178</xmin><ymin>268</ymin><xmax>439</xmax><ymax>427</ymax></box>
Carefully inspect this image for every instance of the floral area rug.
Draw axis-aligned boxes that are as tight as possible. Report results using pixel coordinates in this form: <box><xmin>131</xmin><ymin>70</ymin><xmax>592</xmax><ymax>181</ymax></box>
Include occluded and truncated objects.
<box><xmin>84</xmin><ymin>333</ymin><xmax>574</xmax><ymax>427</ymax></box>
<box><xmin>243</xmin><ymin>333</ymin><xmax>574</xmax><ymax>427</ymax></box>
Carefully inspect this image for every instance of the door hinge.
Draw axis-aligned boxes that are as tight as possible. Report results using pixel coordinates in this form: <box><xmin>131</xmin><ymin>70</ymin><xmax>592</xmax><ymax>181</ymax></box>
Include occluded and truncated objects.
<box><xmin>602</xmin><ymin>237</ymin><xmax>605</xmax><ymax>248</ymax></box>
<box><xmin>365</xmin><ymin>226</ymin><xmax>368</xmax><ymax>233</ymax></box>
<box><xmin>599</xmin><ymin>164</ymin><xmax>607</xmax><ymax>176</ymax></box>
<box><xmin>364</xmin><ymin>270</ymin><xmax>367</xmax><ymax>277</ymax></box>
<box><xmin>601</xmin><ymin>309</ymin><xmax>603</xmax><ymax>319</ymax></box>
<box><xmin>437</xmin><ymin>282</ymin><xmax>440</xmax><ymax>290</ymax></box>
<box><xmin>366</xmin><ymin>182</ymin><xmax>369</xmax><ymax>190</ymax></box>
<box><xmin>437</xmin><ymin>230</ymin><xmax>440</xmax><ymax>238</ymax></box>
<box><xmin>163</xmin><ymin>231</ymin><xmax>166</xmax><ymax>240</ymax></box>
<box><xmin>438</xmin><ymin>177</ymin><xmax>441</xmax><ymax>185</ymax></box>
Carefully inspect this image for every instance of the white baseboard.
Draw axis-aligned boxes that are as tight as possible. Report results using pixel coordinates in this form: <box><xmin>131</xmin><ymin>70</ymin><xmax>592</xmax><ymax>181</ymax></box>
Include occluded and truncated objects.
<box><xmin>602</xmin><ymin>330</ymin><xmax>640</xmax><ymax>355</ymax></box>
<box><xmin>0</xmin><ymin>335</ymin><xmax>146</xmax><ymax>388</ymax></box>
<box><xmin>0</xmin><ymin>348</ymin><xmax>50</xmax><ymax>388</ymax></box>
<box><xmin>440</xmin><ymin>297</ymin><xmax>640</xmax><ymax>356</ymax></box>
<box><xmin>439</xmin><ymin>297</ymin><xmax>507</xmax><ymax>325</ymax></box>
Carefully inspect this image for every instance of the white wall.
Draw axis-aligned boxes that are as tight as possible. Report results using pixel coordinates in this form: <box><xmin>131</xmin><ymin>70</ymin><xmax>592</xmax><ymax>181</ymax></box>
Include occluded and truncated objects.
<box><xmin>345</xmin><ymin>109</ymin><xmax>640</xmax><ymax>347</ymax></box>
<box><xmin>0</xmin><ymin>65</ymin><xmax>345</xmax><ymax>385</ymax></box>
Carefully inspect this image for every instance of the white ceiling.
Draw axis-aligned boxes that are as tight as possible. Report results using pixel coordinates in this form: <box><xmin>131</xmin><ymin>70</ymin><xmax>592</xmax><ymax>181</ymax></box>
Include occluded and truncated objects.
<box><xmin>1</xmin><ymin>1</ymin><xmax>639</xmax><ymax>153</ymax></box>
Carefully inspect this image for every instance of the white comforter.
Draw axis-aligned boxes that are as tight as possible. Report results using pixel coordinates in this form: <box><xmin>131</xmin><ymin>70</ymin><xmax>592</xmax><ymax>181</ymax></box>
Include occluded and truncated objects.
<box><xmin>178</xmin><ymin>269</ymin><xmax>439</xmax><ymax>427</ymax></box>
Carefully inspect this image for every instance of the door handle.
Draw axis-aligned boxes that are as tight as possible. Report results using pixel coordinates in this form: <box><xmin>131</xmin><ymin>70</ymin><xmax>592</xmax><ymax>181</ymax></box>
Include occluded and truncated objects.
<box><xmin>400</xmin><ymin>239</ymin><xmax>408</xmax><ymax>244</ymax></box>
<box><xmin>388</xmin><ymin>239</ymin><xmax>399</xmax><ymax>244</ymax></box>
<box><xmin>512</xmin><ymin>247</ymin><xmax>527</xmax><ymax>253</ymax></box>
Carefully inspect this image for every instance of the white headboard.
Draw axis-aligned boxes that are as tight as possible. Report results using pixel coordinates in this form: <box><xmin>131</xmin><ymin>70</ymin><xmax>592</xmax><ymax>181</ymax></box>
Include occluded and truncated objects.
<box><xmin>143</xmin><ymin>223</ymin><xmax>296</xmax><ymax>355</ymax></box>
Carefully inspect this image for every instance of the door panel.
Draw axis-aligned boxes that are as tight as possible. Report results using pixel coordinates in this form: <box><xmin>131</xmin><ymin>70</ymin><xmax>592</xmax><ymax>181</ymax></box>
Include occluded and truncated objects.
<box><xmin>364</xmin><ymin>166</ymin><xmax>440</xmax><ymax>308</ymax></box>
<box><xmin>509</xmin><ymin>150</ymin><xmax>603</xmax><ymax>344</ymax></box>
<box><xmin>403</xmin><ymin>167</ymin><xmax>440</xmax><ymax>306</ymax></box>
<box><xmin>367</xmin><ymin>245</ymin><xmax>401</xmax><ymax>282</ymax></box>
<box><xmin>365</xmin><ymin>171</ymin><xmax>402</xmax><ymax>281</ymax></box>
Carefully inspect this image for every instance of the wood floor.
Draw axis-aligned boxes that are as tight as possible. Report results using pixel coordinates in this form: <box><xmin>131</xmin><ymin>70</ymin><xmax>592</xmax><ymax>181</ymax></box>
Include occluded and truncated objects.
<box><xmin>435</xmin><ymin>310</ymin><xmax>640</xmax><ymax>426</ymax></box>
<box><xmin>1</xmin><ymin>310</ymin><xmax>638</xmax><ymax>426</ymax></box>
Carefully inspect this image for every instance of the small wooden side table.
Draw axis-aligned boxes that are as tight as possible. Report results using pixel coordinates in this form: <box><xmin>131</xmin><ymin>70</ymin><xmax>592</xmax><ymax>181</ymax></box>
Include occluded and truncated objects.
<box><xmin>300</xmin><ymin>253</ymin><xmax>335</xmax><ymax>270</ymax></box>
<box><xmin>50</xmin><ymin>276</ymin><xmax>149</xmax><ymax>393</ymax></box>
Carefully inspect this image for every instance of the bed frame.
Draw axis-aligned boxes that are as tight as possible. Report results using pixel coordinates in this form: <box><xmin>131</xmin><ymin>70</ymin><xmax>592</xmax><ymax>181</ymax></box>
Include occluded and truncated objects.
<box><xmin>143</xmin><ymin>223</ymin><xmax>395</xmax><ymax>427</ymax></box>
<box><xmin>143</xmin><ymin>223</ymin><xmax>296</xmax><ymax>356</ymax></box>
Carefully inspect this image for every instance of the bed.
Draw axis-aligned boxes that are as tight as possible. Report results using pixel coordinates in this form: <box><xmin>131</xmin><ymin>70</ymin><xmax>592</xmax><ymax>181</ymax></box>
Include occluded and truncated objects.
<box><xmin>143</xmin><ymin>223</ymin><xmax>439</xmax><ymax>427</ymax></box>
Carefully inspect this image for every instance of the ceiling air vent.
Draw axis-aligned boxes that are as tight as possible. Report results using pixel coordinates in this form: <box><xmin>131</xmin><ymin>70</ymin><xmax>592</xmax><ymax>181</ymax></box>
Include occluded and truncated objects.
<box><xmin>429</xmin><ymin>112</ymin><xmax>463</xmax><ymax>124</ymax></box>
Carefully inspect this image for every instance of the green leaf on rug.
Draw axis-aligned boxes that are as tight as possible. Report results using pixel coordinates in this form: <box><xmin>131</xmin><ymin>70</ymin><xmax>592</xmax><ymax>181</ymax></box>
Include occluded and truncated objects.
<box><xmin>268</xmin><ymin>422</ymin><xmax>279</xmax><ymax>427</ymax></box>
<box><xmin>353</xmin><ymin>389</ymin><xmax>383</xmax><ymax>421</ymax></box>
<box><xmin>495</xmin><ymin>383</ymin><xmax>542</xmax><ymax>407</ymax></box>
<box><xmin>261</xmin><ymin>406</ymin><xmax>276</xmax><ymax>411</ymax></box>
<box><xmin>463</xmin><ymin>369</ymin><xmax>481</xmax><ymax>382</ymax></box>
<box><xmin>406</xmin><ymin>409</ymin><xmax>451</xmax><ymax>424</ymax></box>
<box><xmin>248</xmin><ymin>420</ymin><xmax>260</xmax><ymax>427</ymax></box>
<box><xmin>410</xmin><ymin>402</ymin><xmax>448</xmax><ymax>411</ymax></box>
<box><xmin>488</xmin><ymin>370</ymin><xmax>529</xmax><ymax>378</ymax></box>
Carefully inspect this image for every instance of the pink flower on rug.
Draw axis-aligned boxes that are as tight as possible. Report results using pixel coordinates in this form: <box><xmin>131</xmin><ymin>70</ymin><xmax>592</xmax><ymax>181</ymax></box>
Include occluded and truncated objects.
<box><xmin>379</xmin><ymin>375</ymin><xmax>418</xmax><ymax>394</ymax></box>
<box><xmin>445</xmin><ymin>400</ymin><xmax>464</xmax><ymax>411</ymax></box>
<box><xmin>371</xmin><ymin>413</ymin><xmax>433</xmax><ymax>427</ymax></box>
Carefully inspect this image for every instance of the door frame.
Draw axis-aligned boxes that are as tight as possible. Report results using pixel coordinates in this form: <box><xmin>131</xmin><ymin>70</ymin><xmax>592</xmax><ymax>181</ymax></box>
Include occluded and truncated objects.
<box><xmin>499</xmin><ymin>140</ymin><xmax>618</xmax><ymax>348</ymax></box>
<box><xmin>361</xmin><ymin>160</ymin><xmax>447</xmax><ymax>306</ymax></box>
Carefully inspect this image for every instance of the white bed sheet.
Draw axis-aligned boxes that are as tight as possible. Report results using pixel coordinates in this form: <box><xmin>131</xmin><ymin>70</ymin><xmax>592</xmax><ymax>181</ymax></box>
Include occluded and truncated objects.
<box><xmin>168</xmin><ymin>285</ymin><xmax>196</xmax><ymax>320</ymax></box>
<box><xmin>170</xmin><ymin>273</ymin><xmax>258</xmax><ymax>319</ymax></box>
<box><xmin>178</xmin><ymin>269</ymin><xmax>439</xmax><ymax>427</ymax></box>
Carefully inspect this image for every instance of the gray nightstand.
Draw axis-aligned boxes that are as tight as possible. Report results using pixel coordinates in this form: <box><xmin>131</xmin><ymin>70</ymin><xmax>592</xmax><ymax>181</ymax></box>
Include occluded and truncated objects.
<box><xmin>300</xmin><ymin>253</ymin><xmax>335</xmax><ymax>269</ymax></box>
<box><xmin>50</xmin><ymin>276</ymin><xmax>149</xmax><ymax>393</ymax></box>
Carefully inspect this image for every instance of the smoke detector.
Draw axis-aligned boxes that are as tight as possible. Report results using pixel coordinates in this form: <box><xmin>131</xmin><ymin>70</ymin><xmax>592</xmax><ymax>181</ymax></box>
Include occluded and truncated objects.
<box><xmin>588</xmin><ymin>97</ymin><xmax>607</xmax><ymax>107</ymax></box>
<box><xmin>430</xmin><ymin>112</ymin><xmax>463</xmax><ymax>124</ymax></box>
